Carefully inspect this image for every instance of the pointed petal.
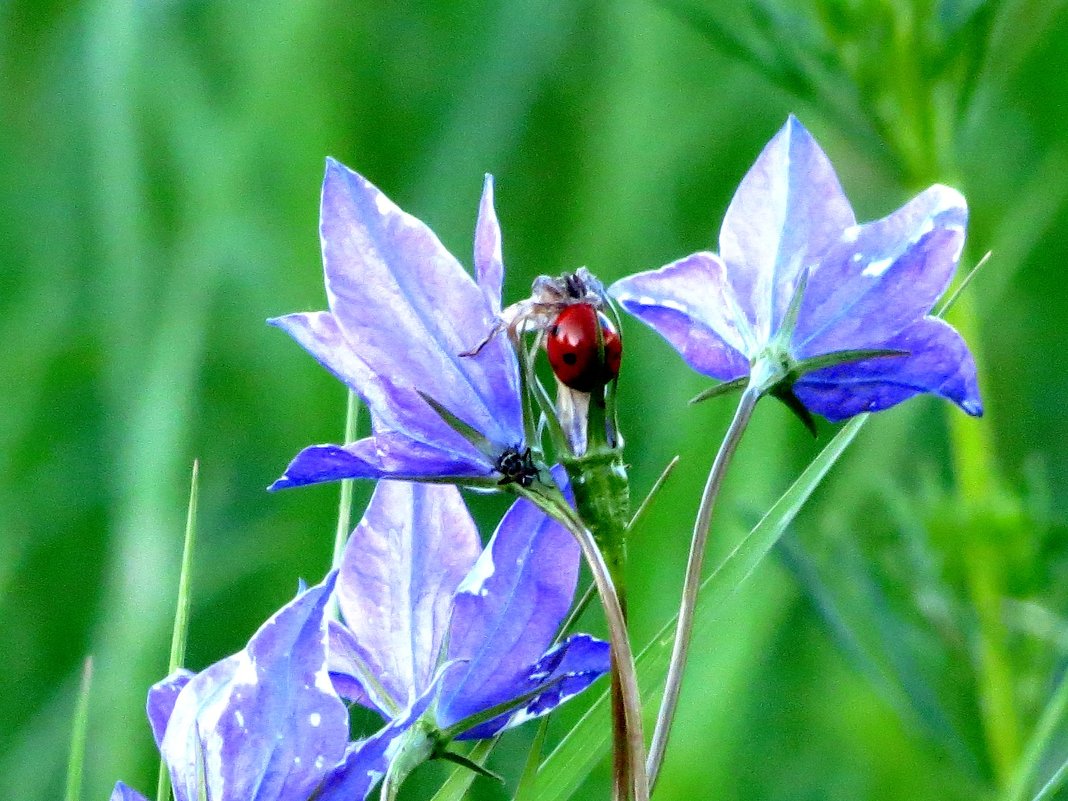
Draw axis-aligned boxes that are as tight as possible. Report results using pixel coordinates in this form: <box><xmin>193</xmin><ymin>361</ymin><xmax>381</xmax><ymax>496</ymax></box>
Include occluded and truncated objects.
<box><xmin>795</xmin><ymin>184</ymin><xmax>967</xmax><ymax>355</ymax></box>
<box><xmin>337</xmin><ymin>482</ymin><xmax>481</xmax><ymax>706</ymax></box>
<box><xmin>436</xmin><ymin>488</ymin><xmax>580</xmax><ymax>731</ymax></box>
<box><xmin>110</xmin><ymin>782</ymin><xmax>152</xmax><ymax>801</ymax></box>
<box><xmin>456</xmin><ymin>633</ymin><xmax>611</xmax><ymax>740</ymax></box>
<box><xmin>610</xmin><ymin>252</ymin><xmax>752</xmax><ymax>381</ymax></box>
<box><xmin>269</xmin><ymin>312</ymin><xmax>374</xmax><ymax>405</ymax></box>
<box><xmin>269</xmin><ymin>434</ymin><xmax>493</xmax><ymax>491</ymax></box>
<box><xmin>269</xmin><ymin>313</ymin><xmax>498</xmax><ymax>479</ymax></box>
<box><xmin>318</xmin><ymin>160</ymin><xmax>522</xmax><ymax>451</ymax></box>
<box><xmin>160</xmin><ymin>576</ymin><xmax>348</xmax><ymax>801</ymax></box>
<box><xmin>146</xmin><ymin>669</ymin><xmax>193</xmax><ymax>748</ymax></box>
<box><xmin>315</xmin><ymin>692</ymin><xmax>435</xmax><ymax>801</ymax></box>
<box><xmin>794</xmin><ymin>317</ymin><xmax>982</xmax><ymax>421</ymax></box>
<box><xmin>474</xmin><ymin>174</ymin><xmax>504</xmax><ymax>315</ymax></box>
<box><xmin>719</xmin><ymin>116</ymin><xmax>856</xmax><ymax>341</ymax></box>
<box><xmin>326</xmin><ymin>621</ymin><xmax>381</xmax><ymax>711</ymax></box>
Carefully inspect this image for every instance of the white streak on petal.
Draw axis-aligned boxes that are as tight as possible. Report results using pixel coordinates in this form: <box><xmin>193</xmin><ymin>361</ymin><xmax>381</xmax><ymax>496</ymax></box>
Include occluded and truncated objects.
<box><xmin>456</xmin><ymin>552</ymin><xmax>495</xmax><ymax>598</ymax></box>
<box><xmin>862</xmin><ymin>257</ymin><xmax>894</xmax><ymax>277</ymax></box>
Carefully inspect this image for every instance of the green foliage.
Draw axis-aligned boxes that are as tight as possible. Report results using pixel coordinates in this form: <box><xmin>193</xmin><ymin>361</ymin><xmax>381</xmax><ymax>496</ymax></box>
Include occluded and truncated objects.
<box><xmin>3</xmin><ymin>2</ymin><xmax>1067</xmax><ymax>801</ymax></box>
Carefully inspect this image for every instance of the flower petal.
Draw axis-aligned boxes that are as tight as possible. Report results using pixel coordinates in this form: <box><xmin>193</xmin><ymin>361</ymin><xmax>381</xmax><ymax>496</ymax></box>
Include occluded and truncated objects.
<box><xmin>474</xmin><ymin>174</ymin><xmax>504</xmax><ymax>315</ymax></box>
<box><xmin>326</xmin><ymin>621</ymin><xmax>381</xmax><ymax>711</ymax></box>
<box><xmin>110</xmin><ymin>782</ymin><xmax>151</xmax><ymax>801</ymax></box>
<box><xmin>318</xmin><ymin>160</ymin><xmax>522</xmax><ymax>452</ymax></box>
<box><xmin>147</xmin><ymin>669</ymin><xmax>193</xmax><ymax>748</ymax></box>
<box><xmin>719</xmin><ymin>115</ymin><xmax>856</xmax><ymax>342</ymax></box>
<box><xmin>160</xmin><ymin>575</ymin><xmax>348</xmax><ymax>801</ymax></box>
<box><xmin>268</xmin><ymin>314</ymin><xmax>497</xmax><ymax>483</ymax></box>
<box><xmin>336</xmin><ymin>481</ymin><xmax>481</xmax><ymax>707</ymax></box>
<box><xmin>269</xmin><ymin>433</ymin><xmax>492</xmax><ymax>491</ymax></box>
<box><xmin>793</xmin><ymin>316</ymin><xmax>982</xmax><ymax>421</ymax></box>
<box><xmin>315</xmin><ymin>692</ymin><xmax>435</xmax><ymax>801</ymax></box>
<box><xmin>609</xmin><ymin>252</ymin><xmax>751</xmax><ymax>380</ymax></box>
<box><xmin>456</xmin><ymin>633</ymin><xmax>611</xmax><ymax>740</ymax></box>
<box><xmin>435</xmin><ymin>485</ymin><xmax>580</xmax><ymax>731</ymax></box>
<box><xmin>795</xmin><ymin>184</ymin><xmax>967</xmax><ymax>355</ymax></box>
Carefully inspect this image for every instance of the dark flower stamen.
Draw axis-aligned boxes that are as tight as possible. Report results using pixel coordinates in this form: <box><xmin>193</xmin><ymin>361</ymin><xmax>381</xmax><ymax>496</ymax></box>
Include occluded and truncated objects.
<box><xmin>495</xmin><ymin>446</ymin><xmax>539</xmax><ymax>487</ymax></box>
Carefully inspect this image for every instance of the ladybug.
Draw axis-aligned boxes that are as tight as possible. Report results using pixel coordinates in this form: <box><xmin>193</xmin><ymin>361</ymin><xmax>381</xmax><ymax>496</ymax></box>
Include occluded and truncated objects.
<box><xmin>546</xmin><ymin>303</ymin><xmax>622</xmax><ymax>392</ymax></box>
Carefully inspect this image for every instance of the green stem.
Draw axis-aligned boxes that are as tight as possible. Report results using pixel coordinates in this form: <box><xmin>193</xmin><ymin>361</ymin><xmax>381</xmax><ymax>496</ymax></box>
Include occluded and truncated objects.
<box><xmin>332</xmin><ymin>391</ymin><xmax>361</xmax><ymax>570</ymax></box>
<box><xmin>563</xmin><ymin>436</ymin><xmax>631</xmax><ymax>800</ymax></box>
<box><xmin>520</xmin><ymin>483</ymin><xmax>648</xmax><ymax>801</ymax></box>
<box><xmin>647</xmin><ymin>386</ymin><xmax>759</xmax><ymax>788</ymax></box>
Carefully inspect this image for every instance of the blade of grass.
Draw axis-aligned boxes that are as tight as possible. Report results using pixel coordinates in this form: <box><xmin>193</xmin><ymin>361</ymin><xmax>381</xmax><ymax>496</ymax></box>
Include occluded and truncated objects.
<box><xmin>1005</xmin><ymin>668</ymin><xmax>1068</xmax><ymax>801</ymax></box>
<box><xmin>514</xmin><ymin>717</ymin><xmax>551</xmax><ymax>801</ymax></box>
<box><xmin>64</xmin><ymin>657</ymin><xmax>94</xmax><ymax>801</ymax></box>
<box><xmin>156</xmin><ymin>460</ymin><xmax>200</xmax><ymax>801</ymax></box>
<box><xmin>531</xmin><ymin>414</ymin><xmax>869</xmax><ymax>801</ymax></box>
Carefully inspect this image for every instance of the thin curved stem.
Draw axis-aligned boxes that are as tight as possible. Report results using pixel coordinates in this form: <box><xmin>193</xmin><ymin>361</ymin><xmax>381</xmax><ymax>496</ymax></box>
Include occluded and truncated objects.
<box><xmin>647</xmin><ymin>386</ymin><xmax>760</xmax><ymax>788</ymax></box>
<box><xmin>521</xmin><ymin>486</ymin><xmax>650</xmax><ymax>801</ymax></box>
<box><xmin>332</xmin><ymin>390</ymin><xmax>361</xmax><ymax>569</ymax></box>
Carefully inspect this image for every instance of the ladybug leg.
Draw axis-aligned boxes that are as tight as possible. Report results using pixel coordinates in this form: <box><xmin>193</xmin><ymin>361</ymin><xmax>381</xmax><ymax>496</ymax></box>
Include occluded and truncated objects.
<box><xmin>459</xmin><ymin>320</ymin><xmax>504</xmax><ymax>358</ymax></box>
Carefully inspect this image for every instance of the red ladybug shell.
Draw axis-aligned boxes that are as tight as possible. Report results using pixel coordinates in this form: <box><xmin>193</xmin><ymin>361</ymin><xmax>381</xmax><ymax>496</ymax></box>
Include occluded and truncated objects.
<box><xmin>546</xmin><ymin>303</ymin><xmax>622</xmax><ymax>392</ymax></box>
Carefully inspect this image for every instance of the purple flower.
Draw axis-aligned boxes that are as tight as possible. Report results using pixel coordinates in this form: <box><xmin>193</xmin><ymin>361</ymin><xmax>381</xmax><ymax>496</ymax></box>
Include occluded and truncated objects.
<box><xmin>270</xmin><ymin>161</ymin><xmax>529</xmax><ymax>489</ymax></box>
<box><xmin>323</xmin><ymin>477</ymin><xmax>610</xmax><ymax>795</ymax></box>
<box><xmin>610</xmin><ymin>116</ymin><xmax>982</xmax><ymax>422</ymax></box>
<box><xmin>142</xmin><ymin>575</ymin><xmax>352</xmax><ymax>801</ymax></box>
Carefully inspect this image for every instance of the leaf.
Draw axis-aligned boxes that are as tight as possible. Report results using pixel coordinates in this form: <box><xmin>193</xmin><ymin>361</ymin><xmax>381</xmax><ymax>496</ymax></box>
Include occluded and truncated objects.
<box><xmin>426</xmin><ymin>740</ymin><xmax>498</xmax><ymax>801</ymax></box>
<box><xmin>158</xmin><ymin>460</ymin><xmax>200</xmax><ymax>801</ymax></box>
<box><xmin>531</xmin><ymin>414</ymin><xmax>870</xmax><ymax>800</ymax></box>
<box><xmin>64</xmin><ymin>657</ymin><xmax>94</xmax><ymax>801</ymax></box>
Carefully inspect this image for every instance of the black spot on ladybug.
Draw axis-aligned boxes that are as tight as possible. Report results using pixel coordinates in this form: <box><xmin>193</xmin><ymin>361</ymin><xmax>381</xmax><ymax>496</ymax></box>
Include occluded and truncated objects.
<box><xmin>546</xmin><ymin>303</ymin><xmax>623</xmax><ymax>392</ymax></box>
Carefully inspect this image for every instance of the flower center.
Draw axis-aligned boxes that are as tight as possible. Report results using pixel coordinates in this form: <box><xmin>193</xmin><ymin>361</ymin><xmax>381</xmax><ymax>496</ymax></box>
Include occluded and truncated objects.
<box><xmin>495</xmin><ymin>446</ymin><xmax>539</xmax><ymax>487</ymax></box>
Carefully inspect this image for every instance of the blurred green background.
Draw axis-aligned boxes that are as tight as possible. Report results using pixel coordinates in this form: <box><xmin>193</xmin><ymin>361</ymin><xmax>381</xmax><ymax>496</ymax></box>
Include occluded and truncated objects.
<box><xmin>3</xmin><ymin>1</ymin><xmax>1068</xmax><ymax>800</ymax></box>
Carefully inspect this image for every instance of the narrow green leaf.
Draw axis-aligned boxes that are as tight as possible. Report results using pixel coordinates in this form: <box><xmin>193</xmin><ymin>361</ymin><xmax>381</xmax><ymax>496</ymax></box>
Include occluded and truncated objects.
<box><xmin>436</xmin><ymin>749</ymin><xmax>503</xmax><ymax>783</ymax></box>
<box><xmin>417</xmin><ymin>391</ymin><xmax>498</xmax><ymax>460</ymax></box>
<box><xmin>776</xmin><ymin>266</ymin><xmax>810</xmax><ymax>344</ymax></box>
<box><xmin>627</xmin><ymin>455</ymin><xmax>681</xmax><ymax>533</ymax></box>
<box><xmin>791</xmin><ymin>348</ymin><xmax>907</xmax><ymax>377</ymax></box>
<box><xmin>1031</xmin><ymin>759</ymin><xmax>1068</xmax><ymax>801</ymax></box>
<box><xmin>769</xmin><ymin>385</ymin><xmax>819</xmax><ymax>436</ymax></box>
<box><xmin>1005</xmin><ymin>668</ymin><xmax>1068</xmax><ymax>801</ymax></box>
<box><xmin>157</xmin><ymin>460</ymin><xmax>200</xmax><ymax>801</ymax></box>
<box><xmin>427</xmin><ymin>740</ymin><xmax>498</xmax><ymax>801</ymax></box>
<box><xmin>558</xmin><ymin>582</ymin><xmax>596</xmax><ymax>638</ymax></box>
<box><xmin>689</xmin><ymin>376</ymin><xmax>748</xmax><ymax>405</ymax></box>
<box><xmin>514</xmin><ymin>717</ymin><xmax>551</xmax><ymax>801</ymax></box>
<box><xmin>438</xmin><ymin>674</ymin><xmax>569</xmax><ymax>742</ymax></box>
<box><xmin>935</xmin><ymin>250</ymin><xmax>992</xmax><ymax>318</ymax></box>
<box><xmin>532</xmin><ymin>414</ymin><xmax>870</xmax><ymax>800</ymax></box>
<box><xmin>64</xmin><ymin>657</ymin><xmax>93</xmax><ymax>801</ymax></box>
<box><xmin>168</xmin><ymin>460</ymin><xmax>199</xmax><ymax>674</ymax></box>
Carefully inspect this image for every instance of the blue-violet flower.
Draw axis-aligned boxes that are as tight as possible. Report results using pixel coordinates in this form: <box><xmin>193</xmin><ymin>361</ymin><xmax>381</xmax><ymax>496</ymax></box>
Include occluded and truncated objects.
<box><xmin>320</xmin><ymin>476</ymin><xmax>610</xmax><ymax>797</ymax></box>
<box><xmin>119</xmin><ymin>575</ymin><xmax>350</xmax><ymax>801</ymax></box>
<box><xmin>610</xmin><ymin>115</ymin><xmax>982</xmax><ymax>422</ymax></box>
<box><xmin>117</xmin><ymin>478</ymin><xmax>607</xmax><ymax>801</ymax></box>
<box><xmin>270</xmin><ymin>161</ymin><xmax>528</xmax><ymax>489</ymax></box>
